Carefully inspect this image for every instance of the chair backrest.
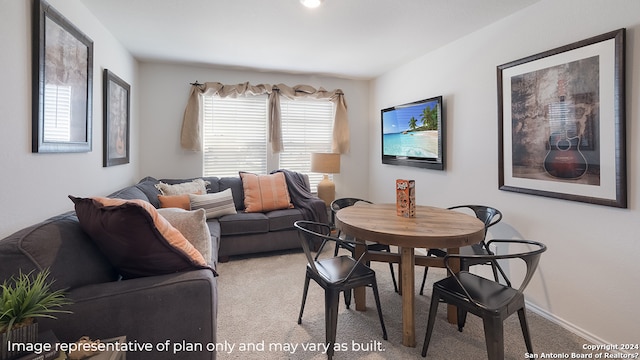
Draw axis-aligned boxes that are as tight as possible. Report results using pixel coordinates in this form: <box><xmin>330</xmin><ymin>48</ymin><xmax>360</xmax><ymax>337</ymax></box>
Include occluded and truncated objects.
<box><xmin>294</xmin><ymin>220</ymin><xmax>368</xmax><ymax>284</ymax></box>
<box><xmin>447</xmin><ymin>205</ymin><xmax>502</xmax><ymax>239</ymax></box>
<box><xmin>330</xmin><ymin>198</ymin><xmax>373</xmax><ymax>214</ymax></box>
<box><xmin>444</xmin><ymin>239</ymin><xmax>547</xmax><ymax>302</ymax></box>
<box><xmin>294</xmin><ymin>221</ymin><xmax>332</xmax><ymax>274</ymax></box>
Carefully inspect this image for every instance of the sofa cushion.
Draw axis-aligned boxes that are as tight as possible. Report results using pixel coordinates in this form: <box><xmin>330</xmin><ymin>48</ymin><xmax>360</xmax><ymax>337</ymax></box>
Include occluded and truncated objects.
<box><xmin>134</xmin><ymin>177</ymin><xmax>162</xmax><ymax>208</ymax></box>
<box><xmin>189</xmin><ymin>189</ymin><xmax>237</xmax><ymax>219</ymax></box>
<box><xmin>266</xmin><ymin>209</ymin><xmax>305</xmax><ymax>231</ymax></box>
<box><xmin>157</xmin><ymin>208</ymin><xmax>212</xmax><ymax>264</ymax></box>
<box><xmin>217</xmin><ymin>177</ymin><xmax>244</xmax><ymax>210</ymax></box>
<box><xmin>107</xmin><ymin>185</ymin><xmax>149</xmax><ymax>202</ymax></box>
<box><xmin>0</xmin><ymin>213</ymin><xmax>118</xmax><ymax>292</ymax></box>
<box><xmin>218</xmin><ymin>213</ymin><xmax>269</xmax><ymax>236</ymax></box>
<box><xmin>158</xmin><ymin>194</ymin><xmax>191</xmax><ymax>210</ymax></box>
<box><xmin>240</xmin><ymin>172</ymin><xmax>293</xmax><ymax>212</ymax></box>
<box><xmin>155</xmin><ymin>179</ymin><xmax>208</xmax><ymax>196</ymax></box>
<box><xmin>206</xmin><ymin>220</ymin><xmax>221</xmax><ymax>266</ymax></box>
<box><xmin>203</xmin><ymin>177</ymin><xmax>221</xmax><ymax>193</ymax></box>
<box><xmin>70</xmin><ymin>196</ymin><xmax>211</xmax><ymax>279</ymax></box>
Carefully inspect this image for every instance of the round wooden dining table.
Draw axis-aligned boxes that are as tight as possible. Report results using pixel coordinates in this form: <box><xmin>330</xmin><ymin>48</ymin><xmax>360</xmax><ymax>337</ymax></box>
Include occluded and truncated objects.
<box><xmin>335</xmin><ymin>203</ymin><xmax>485</xmax><ymax>347</ymax></box>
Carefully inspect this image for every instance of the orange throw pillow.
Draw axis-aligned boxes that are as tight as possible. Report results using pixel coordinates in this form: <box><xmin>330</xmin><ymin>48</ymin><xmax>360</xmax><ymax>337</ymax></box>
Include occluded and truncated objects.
<box><xmin>158</xmin><ymin>194</ymin><xmax>191</xmax><ymax>210</ymax></box>
<box><xmin>240</xmin><ymin>172</ymin><xmax>293</xmax><ymax>213</ymax></box>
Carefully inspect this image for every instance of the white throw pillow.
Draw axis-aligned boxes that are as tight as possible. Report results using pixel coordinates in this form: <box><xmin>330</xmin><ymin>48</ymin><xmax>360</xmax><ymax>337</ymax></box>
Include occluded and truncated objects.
<box><xmin>189</xmin><ymin>188</ymin><xmax>237</xmax><ymax>219</ymax></box>
<box><xmin>157</xmin><ymin>208</ymin><xmax>212</xmax><ymax>264</ymax></box>
<box><xmin>154</xmin><ymin>178</ymin><xmax>209</xmax><ymax>196</ymax></box>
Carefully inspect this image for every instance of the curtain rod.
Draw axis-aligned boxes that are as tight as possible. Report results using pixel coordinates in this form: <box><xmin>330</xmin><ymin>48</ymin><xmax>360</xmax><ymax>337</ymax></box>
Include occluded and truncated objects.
<box><xmin>190</xmin><ymin>81</ymin><xmax>203</xmax><ymax>86</ymax></box>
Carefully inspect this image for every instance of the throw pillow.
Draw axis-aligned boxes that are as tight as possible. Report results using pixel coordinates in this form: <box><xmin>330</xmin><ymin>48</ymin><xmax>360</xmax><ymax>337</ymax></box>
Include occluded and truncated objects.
<box><xmin>189</xmin><ymin>189</ymin><xmax>237</xmax><ymax>219</ymax></box>
<box><xmin>155</xmin><ymin>178</ymin><xmax>209</xmax><ymax>196</ymax></box>
<box><xmin>157</xmin><ymin>208</ymin><xmax>212</xmax><ymax>264</ymax></box>
<box><xmin>158</xmin><ymin>194</ymin><xmax>191</xmax><ymax>210</ymax></box>
<box><xmin>240</xmin><ymin>172</ymin><xmax>293</xmax><ymax>213</ymax></box>
<box><xmin>69</xmin><ymin>196</ymin><xmax>211</xmax><ymax>279</ymax></box>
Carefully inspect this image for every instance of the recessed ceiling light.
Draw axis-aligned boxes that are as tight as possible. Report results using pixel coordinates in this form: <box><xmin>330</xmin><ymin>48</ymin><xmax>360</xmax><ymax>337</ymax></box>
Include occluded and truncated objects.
<box><xmin>300</xmin><ymin>0</ymin><xmax>323</xmax><ymax>9</ymax></box>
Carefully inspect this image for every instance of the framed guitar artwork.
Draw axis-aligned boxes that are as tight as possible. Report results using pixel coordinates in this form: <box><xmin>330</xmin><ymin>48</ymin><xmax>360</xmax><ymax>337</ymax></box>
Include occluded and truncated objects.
<box><xmin>497</xmin><ymin>29</ymin><xmax>626</xmax><ymax>208</ymax></box>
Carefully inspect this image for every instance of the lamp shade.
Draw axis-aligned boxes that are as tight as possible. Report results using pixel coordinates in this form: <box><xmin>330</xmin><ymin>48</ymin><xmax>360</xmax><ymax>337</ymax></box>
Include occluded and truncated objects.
<box><xmin>311</xmin><ymin>153</ymin><xmax>340</xmax><ymax>174</ymax></box>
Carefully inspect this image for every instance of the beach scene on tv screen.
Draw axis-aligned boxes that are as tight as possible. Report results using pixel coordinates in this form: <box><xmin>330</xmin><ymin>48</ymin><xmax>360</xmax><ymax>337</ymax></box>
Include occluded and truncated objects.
<box><xmin>382</xmin><ymin>100</ymin><xmax>439</xmax><ymax>158</ymax></box>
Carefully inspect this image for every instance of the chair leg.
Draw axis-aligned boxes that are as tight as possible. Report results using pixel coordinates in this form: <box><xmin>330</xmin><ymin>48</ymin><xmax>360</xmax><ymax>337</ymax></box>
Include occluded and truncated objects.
<box><xmin>457</xmin><ymin>306</ymin><xmax>468</xmax><ymax>332</ymax></box>
<box><xmin>482</xmin><ymin>315</ymin><xmax>504</xmax><ymax>360</ymax></box>
<box><xmin>325</xmin><ymin>289</ymin><xmax>340</xmax><ymax>360</ymax></box>
<box><xmin>388</xmin><ymin>262</ymin><xmax>399</xmax><ymax>293</ymax></box>
<box><xmin>421</xmin><ymin>290</ymin><xmax>441</xmax><ymax>357</ymax></box>
<box><xmin>370</xmin><ymin>279</ymin><xmax>388</xmax><ymax>340</ymax></box>
<box><xmin>380</xmin><ymin>246</ymin><xmax>398</xmax><ymax>293</ymax></box>
<box><xmin>343</xmin><ymin>289</ymin><xmax>352</xmax><ymax>309</ymax></box>
<box><xmin>518</xmin><ymin>307</ymin><xmax>534</xmax><ymax>354</ymax></box>
<box><xmin>419</xmin><ymin>266</ymin><xmax>428</xmax><ymax>295</ymax></box>
<box><xmin>298</xmin><ymin>275</ymin><xmax>311</xmax><ymax>324</ymax></box>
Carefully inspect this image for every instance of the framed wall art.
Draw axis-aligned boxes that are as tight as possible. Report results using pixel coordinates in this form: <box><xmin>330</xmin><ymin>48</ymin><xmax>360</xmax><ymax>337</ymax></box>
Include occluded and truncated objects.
<box><xmin>32</xmin><ymin>0</ymin><xmax>93</xmax><ymax>153</ymax></box>
<box><xmin>497</xmin><ymin>28</ymin><xmax>626</xmax><ymax>208</ymax></box>
<box><xmin>103</xmin><ymin>69</ymin><xmax>130</xmax><ymax>167</ymax></box>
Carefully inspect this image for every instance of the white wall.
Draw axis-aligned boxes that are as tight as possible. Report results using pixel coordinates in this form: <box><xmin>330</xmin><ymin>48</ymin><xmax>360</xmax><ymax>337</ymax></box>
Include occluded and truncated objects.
<box><xmin>370</xmin><ymin>0</ymin><xmax>640</xmax><ymax>345</ymax></box>
<box><xmin>3</xmin><ymin>0</ymin><xmax>637</xmax><ymax>346</ymax></box>
<box><xmin>0</xmin><ymin>0</ymin><xmax>138</xmax><ymax>239</ymax></box>
<box><xmin>137</xmin><ymin>62</ymin><xmax>370</xmax><ymax>200</ymax></box>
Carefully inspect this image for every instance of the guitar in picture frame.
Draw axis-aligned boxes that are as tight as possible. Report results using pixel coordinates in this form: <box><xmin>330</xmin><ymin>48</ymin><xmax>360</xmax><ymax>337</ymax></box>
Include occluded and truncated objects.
<box><xmin>543</xmin><ymin>78</ymin><xmax>588</xmax><ymax>179</ymax></box>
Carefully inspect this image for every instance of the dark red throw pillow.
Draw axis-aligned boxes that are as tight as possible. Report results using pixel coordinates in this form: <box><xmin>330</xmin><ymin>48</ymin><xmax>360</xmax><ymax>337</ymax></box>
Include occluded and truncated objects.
<box><xmin>70</xmin><ymin>196</ymin><xmax>212</xmax><ymax>279</ymax></box>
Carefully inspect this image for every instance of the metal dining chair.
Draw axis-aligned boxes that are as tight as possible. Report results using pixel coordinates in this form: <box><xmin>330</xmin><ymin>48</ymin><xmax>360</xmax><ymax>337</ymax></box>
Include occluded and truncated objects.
<box><xmin>419</xmin><ymin>205</ymin><xmax>504</xmax><ymax>295</ymax></box>
<box><xmin>421</xmin><ymin>239</ymin><xmax>547</xmax><ymax>359</ymax></box>
<box><xmin>331</xmin><ymin>198</ymin><xmax>399</xmax><ymax>293</ymax></box>
<box><xmin>294</xmin><ymin>220</ymin><xmax>387</xmax><ymax>360</ymax></box>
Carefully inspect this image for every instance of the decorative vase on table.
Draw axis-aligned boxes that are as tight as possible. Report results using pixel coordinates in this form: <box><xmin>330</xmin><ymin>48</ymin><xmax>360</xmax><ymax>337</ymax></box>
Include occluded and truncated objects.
<box><xmin>1</xmin><ymin>321</ymin><xmax>38</xmax><ymax>360</ymax></box>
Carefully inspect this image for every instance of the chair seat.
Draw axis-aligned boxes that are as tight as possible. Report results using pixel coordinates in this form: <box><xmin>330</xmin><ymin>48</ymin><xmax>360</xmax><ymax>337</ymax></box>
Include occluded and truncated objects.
<box><xmin>435</xmin><ymin>272</ymin><xmax>519</xmax><ymax>312</ymax></box>
<box><xmin>313</xmin><ymin>256</ymin><xmax>374</xmax><ymax>284</ymax></box>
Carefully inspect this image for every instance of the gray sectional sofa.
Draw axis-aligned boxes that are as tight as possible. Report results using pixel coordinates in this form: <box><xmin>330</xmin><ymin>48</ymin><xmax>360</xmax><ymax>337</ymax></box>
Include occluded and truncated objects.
<box><xmin>132</xmin><ymin>172</ymin><xmax>327</xmax><ymax>261</ymax></box>
<box><xmin>0</xmin><ymin>171</ymin><xmax>327</xmax><ymax>360</ymax></box>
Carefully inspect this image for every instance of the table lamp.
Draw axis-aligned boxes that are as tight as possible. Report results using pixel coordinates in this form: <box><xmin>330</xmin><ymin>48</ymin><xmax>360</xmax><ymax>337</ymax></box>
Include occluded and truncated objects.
<box><xmin>311</xmin><ymin>152</ymin><xmax>340</xmax><ymax>206</ymax></box>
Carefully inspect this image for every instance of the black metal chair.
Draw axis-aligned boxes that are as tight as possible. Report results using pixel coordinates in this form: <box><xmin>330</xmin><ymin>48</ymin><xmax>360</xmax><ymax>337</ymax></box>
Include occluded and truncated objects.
<box><xmin>419</xmin><ymin>205</ymin><xmax>503</xmax><ymax>295</ymax></box>
<box><xmin>294</xmin><ymin>220</ymin><xmax>388</xmax><ymax>359</ymax></box>
<box><xmin>421</xmin><ymin>239</ymin><xmax>547</xmax><ymax>359</ymax></box>
<box><xmin>331</xmin><ymin>198</ymin><xmax>398</xmax><ymax>293</ymax></box>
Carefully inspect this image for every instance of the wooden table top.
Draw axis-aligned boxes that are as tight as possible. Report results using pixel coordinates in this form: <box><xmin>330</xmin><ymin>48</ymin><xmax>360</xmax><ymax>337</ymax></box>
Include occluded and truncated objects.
<box><xmin>335</xmin><ymin>203</ymin><xmax>485</xmax><ymax>249</ymax></box>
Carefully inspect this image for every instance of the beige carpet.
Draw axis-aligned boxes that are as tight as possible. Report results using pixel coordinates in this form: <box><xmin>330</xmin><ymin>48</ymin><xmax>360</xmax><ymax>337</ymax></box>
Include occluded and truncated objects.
<box><xmin>215</xmin><ymin>247</ymin><xmax>587</xmax><ymax>359</ymax></box>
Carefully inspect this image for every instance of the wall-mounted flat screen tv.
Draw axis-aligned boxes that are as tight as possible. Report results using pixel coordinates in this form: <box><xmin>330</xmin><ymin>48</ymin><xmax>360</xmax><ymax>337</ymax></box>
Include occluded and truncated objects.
<box><xmin>381</xmin><ymin>95</ymin><xmax>445</xmax><ymax>170</ymax></box>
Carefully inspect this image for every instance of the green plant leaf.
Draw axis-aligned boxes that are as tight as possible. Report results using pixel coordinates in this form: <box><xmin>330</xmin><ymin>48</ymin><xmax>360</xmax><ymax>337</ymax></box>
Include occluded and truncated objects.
<box><xmin>0</xmin><ymin>269</ymin><xmax>72</xmax><ymax>333</ymax></box>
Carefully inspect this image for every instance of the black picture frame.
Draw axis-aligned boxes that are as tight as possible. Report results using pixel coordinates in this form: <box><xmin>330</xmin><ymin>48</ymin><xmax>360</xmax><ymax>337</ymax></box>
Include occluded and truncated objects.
<box><xmin>103</xmin><ymin>69</ymin><xmax>130</xmax><ymax>167</ymax></box>
<box><xmin>32</xmin><ymin>0</ymin><xmax>93</xmax><ymax>153</ymax></box>
<box><xmin>497</xmin><ymin>29</ymin><xmax>626</xmax><ymax>208</ymax></box>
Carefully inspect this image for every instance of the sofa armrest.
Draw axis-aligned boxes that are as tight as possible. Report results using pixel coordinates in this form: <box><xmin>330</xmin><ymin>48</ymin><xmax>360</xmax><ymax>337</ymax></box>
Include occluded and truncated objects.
<box><xmin>40</xmin><ymin>269</ymin><xmax>217</xmax><ymax>360</ymax></box>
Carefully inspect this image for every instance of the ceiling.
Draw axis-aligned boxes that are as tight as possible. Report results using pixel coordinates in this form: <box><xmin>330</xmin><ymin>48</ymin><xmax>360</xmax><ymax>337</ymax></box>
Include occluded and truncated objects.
<box><xmin>80</xmin><ymin>0</ymin><xmax>540</xmax><ymax>80</ymax></box>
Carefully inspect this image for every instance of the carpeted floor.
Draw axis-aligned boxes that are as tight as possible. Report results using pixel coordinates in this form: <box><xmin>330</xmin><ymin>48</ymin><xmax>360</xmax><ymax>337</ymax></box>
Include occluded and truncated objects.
<box><xmin>215</xmin><ymin>247</ymin><xmax>588</xmax><ymax>359</ymax></box>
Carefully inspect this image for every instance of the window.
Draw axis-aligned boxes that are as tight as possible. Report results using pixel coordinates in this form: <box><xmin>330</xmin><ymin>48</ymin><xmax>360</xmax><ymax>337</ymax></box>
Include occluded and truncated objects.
<box><xmin>203</xmin><ymin>95</ymin><xmax>334</xmax><ymax>192</ymax></box>
<box><xmin>43</xmin><ymin>84</ymin><xmax>71</xmax><ymax>142</ymax></box>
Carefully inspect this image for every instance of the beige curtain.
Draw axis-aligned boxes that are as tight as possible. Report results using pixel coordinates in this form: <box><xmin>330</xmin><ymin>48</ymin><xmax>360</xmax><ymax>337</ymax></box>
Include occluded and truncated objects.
<box><xmin>180</xmin><ymin>82</ymin><xmax>349</xmax><ymax>154</ymax></box>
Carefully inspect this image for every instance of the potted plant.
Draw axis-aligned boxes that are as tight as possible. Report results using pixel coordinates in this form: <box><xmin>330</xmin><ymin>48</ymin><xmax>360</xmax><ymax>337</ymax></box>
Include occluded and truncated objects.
<box><xmin>1</xmin><ymin>269</ymin><xmax>71</xmax><ymax>360</ymax></box>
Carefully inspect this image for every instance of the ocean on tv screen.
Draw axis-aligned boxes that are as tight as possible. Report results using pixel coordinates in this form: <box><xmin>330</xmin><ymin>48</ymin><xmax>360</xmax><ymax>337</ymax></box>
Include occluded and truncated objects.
<box><xmin>383</xmin><ymin>130</ymin><xmax>438</xmax><ymax>158</ymax></box>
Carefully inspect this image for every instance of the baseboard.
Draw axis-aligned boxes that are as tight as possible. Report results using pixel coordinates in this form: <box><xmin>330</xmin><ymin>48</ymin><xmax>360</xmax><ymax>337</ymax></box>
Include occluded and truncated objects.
<box><xmin>525</xmin><ymin>300</ymin><xmax>608</xmax><ymax>346</ymax></box>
